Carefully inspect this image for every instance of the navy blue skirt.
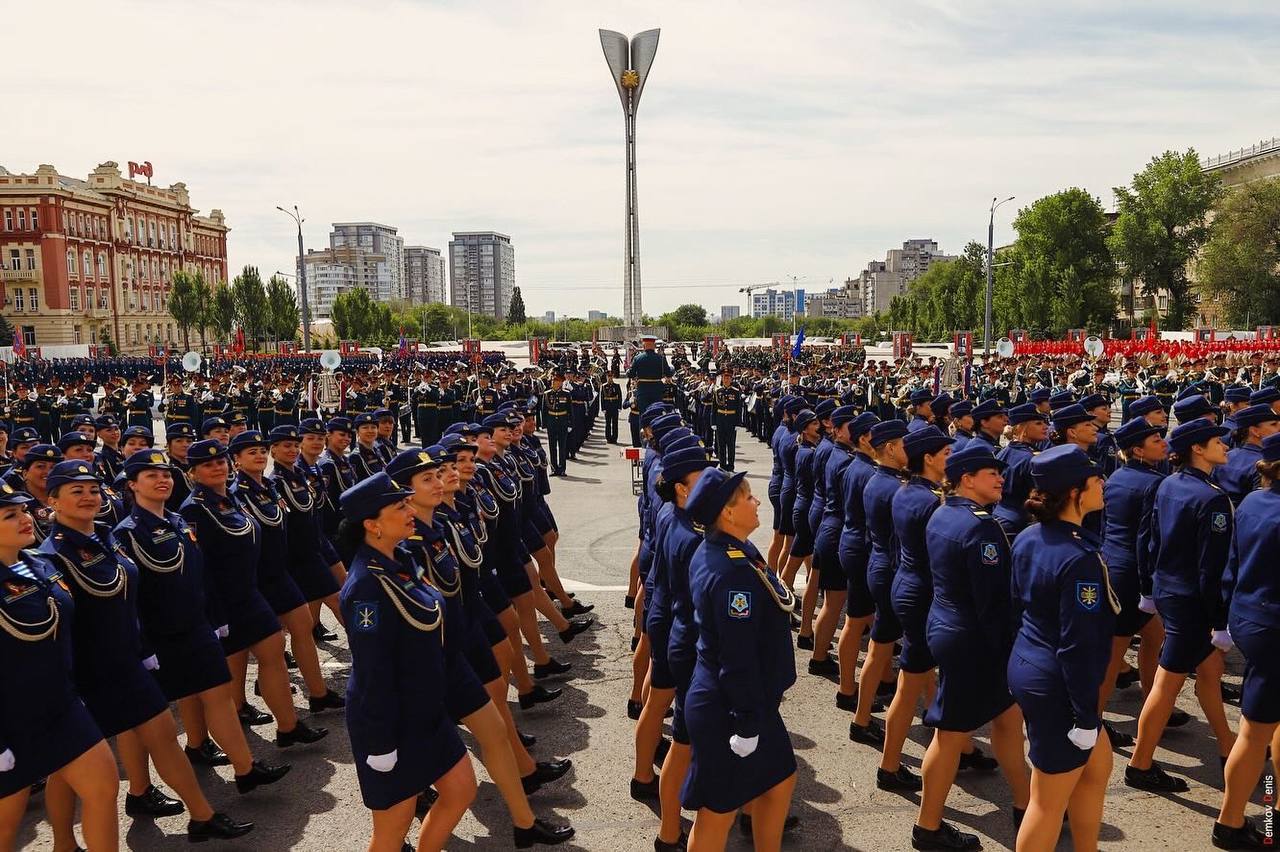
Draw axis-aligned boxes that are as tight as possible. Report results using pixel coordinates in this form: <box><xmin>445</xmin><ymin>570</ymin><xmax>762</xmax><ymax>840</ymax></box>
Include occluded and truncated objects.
<box><xmin>151</xmin><ymin>626</ymin><xmax>233</xmax><ymax>701</ymax></box>
<box><xmin>221</xmin><ymin>591</ymin><xmax>281</xmax><ymax>656</ymax></box>
<box><xmin>682</xmin><ymin>679</ymin><xmax>794</xmax><ymax>813</ymax></box>
<box><xmin>80</xmin><ymin>662</ymin><xmax>170</xmax><ymax>738</ymax></box>
<box><xmin>290</xmin><ymin>555</ymin><xmax>341</xmax><ymax>603</ymax></box>
<box><xmin>1231</xmin><ymin>616</ymin><xmax>1280</xmax><ymax>724</ymax></box>
<box><xmin>1155</xmin><ymin>594</ymin><xmax>1213</xmax><ymax>675</ymax></box>
<box><xmin>924</xmin><ymin>622</ymin><xmax>1014</xmax><ymax>732</ymax></box>
<box><xmin>891</xmin><ymin>575</ymin><xmax>935</xmax><ymax>674</ymax></box>
<box><xmin>445</xmin><ymin>653</ymin><xmax>491</xmax><ymax>723</ymax></box>
<box><xmin>813</xmin><ymin>522</ymin><xmax>845</xmax><ymax>589</ymax></box>
<box><xmin>867</xmin><ymin>562</ymin><xmax>903</xmax><ymax>644</ymax></box>
<box><xmin>0</xmin><ymin>700</ymin><xmax>103</xmax><ymax>799</ymax></box>
<box><xmin>259</xmin><ymin>568</ymin><xmax>307</xmax><ymax>617</ymax></box>
<box><xmin>350</xmin><ymin>710</ymin><xmax>467</xmax><ymax>811</ymax></box>
<box><xmin>1008</xmin><ymin>653</ymin><xmax>1091</xmax><ymax>774</ymax></box>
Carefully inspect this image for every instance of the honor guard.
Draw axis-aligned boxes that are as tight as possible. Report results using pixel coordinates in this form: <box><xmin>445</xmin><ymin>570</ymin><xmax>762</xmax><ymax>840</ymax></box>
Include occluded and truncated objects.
<box><xmin>712</xmin><ymin>368</ymin><xmax>743</xmax><ymax>471</ymax></box>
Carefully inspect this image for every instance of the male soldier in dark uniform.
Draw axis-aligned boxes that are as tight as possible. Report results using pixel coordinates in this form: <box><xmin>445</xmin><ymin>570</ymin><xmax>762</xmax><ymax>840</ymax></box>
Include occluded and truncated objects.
<box><xmin>472</xmin><ymin>372</ymin><xmax>501</xmax><ymax>421</ymax></box>
<box><xmin>568</xmin><ymin>368</ymin><xmax>591</xmax><ymax>457</ymax></box>
<box><xmin>35</xmin><ymin>380</ymin><xmax>56</xmax><ymax>443</ymax></box>
<box><xmin>541</xmin><ymin>370</ymin><xmax>572</xmax><ymax>475</ymax></box>
<box><xmin>125</xmin><ymin>376</ymin><xmax>154</xmax><ymax>430</ymax></box>
<box><xmin>1116</xmin><ymin>362</ymin><xmax>1141</xmax><ymax>422</ymax></box>
<box><xmin>600</xmin><ymin>369</ymin><xmax>623</xmax><ymax>443</ymax></box>
<box><xmin>712</xmin><ymin>366</ymin><xmax>743</xmax><ymax>471</ymax></box>
<box><xmin>625</xmin><ymin>334</ymin><xmax>673</xmax><ymax>446</ymax></box>
<box><xmin>160</xmin><ymin>375</ymin><xmax>197</xmax><ymax>431</ymax></box>
<box><xmin>255</xmin><ymin>379</ymin><xmax>277</xmax><ymax>434</ymax></box>
<box><xmin>9</xmin><ymin>383</ymin><xmax>39</xmax><ymax>436</ymax></box>
<box><xmin>274</xmin><ymin>381</ymin><xmax>298</xmax><ymax>427</ymax></box>
<box><xmin>413</xmin><ymin>371</ymin><xmax>440</xmax><ymax>447</ymax></box>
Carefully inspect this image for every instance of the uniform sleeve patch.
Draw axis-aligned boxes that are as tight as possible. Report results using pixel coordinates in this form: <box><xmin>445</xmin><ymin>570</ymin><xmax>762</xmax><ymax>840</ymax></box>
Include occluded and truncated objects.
<box><xmin>354</xmin><ymin>601</ymin><xmax>379</xmax><ymax>632</ymax></box>
<box><xmin>1076</xmin><ymin>582</ymin><xmax>1100</xmax><ymax>612</ymax></box>
<box><xmin>728</xmin><ymin>590</ymin><xmax>751</xmax><ymax>619</ymax></box>
<box><xmin>1211</xmin><ymin>512</ymin><xmax>1228</xmax><ymax>533</ymax></box>
<box><xmin>981</xmin><ymin>543</ymin><xmax>1000</xmax><ymax>565</ymax></box>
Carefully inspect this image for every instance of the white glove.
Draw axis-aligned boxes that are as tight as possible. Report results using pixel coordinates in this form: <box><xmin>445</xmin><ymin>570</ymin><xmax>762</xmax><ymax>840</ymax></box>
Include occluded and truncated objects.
<box><xmin>1067</xmin><ymin>726</ymin><xmax>1098</xmax><ymax>751</ymax></box>
<box><xmin>142</xmin><ymin>655</ymin><xmax>160</xmax><ymax>671</ymax></box>
<box><xmin>1138</xmin><ymin>596</ymin><xmax>1156</xmax><ymax>614</ymax></box>
<box><xmin>365</xmin><ymin>750</ymin><xmax>398</xmax><ymax>772</ymax></box>
<box><xmin>1211</xmin><ymin>629</ymin><xmax>1234</xmax><ymax>652</ymax></box>
<box><xmin>0</xmin><ymin>749</ymin><xmax>13</xmax><ymax>772</ymax></box>
<box><xmin>728</xmin><ymin>734</ymin><xmax>759</xmax><ymax>758</ymax></box>
<box><xmin>216</xmin><ymin>625</ymin><xmax>229</xmax><ymax>639</ymax></box>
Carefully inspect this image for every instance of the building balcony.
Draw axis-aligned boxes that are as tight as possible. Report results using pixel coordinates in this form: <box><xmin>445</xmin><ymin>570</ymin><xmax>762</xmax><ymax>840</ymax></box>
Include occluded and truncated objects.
<box><xmin>1</xmin><ymin>268</ymin><xmax>37</xmax><ymax>282</ymax></box>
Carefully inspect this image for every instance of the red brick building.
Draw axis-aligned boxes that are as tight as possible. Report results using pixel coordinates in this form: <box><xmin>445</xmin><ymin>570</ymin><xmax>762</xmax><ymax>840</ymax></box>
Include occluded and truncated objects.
<box><xmin>0</xmin><ymin>160</ymin><xmax>228</xmax><ymax>353</ymax></box>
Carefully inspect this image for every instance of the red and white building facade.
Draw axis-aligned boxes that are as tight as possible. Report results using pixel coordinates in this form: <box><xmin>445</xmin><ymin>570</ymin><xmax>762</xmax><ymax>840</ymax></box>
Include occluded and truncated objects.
<box><xmin>0</xmin><ymin>160</ymin><xmax>228</xmax><ymax>353</ymax></box>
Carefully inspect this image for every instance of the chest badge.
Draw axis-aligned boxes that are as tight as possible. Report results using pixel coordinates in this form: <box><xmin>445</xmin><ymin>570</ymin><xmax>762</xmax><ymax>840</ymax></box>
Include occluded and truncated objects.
<box><xmin>728</xmin><ymin>590</ymin><xmax>751</xmax><ymax>619</ymax></box>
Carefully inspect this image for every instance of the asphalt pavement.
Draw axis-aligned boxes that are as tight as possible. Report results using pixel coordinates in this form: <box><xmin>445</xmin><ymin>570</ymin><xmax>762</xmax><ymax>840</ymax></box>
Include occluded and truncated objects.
<box><xmin>16</xmin><ymin>417</ymin><xmax>1266</xmax><ymax>851</ymax></box>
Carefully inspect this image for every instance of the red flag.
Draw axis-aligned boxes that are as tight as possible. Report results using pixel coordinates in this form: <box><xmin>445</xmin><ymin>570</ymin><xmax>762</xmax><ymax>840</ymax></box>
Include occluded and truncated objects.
<box><xmin>235</xmin><ymin>327</ymin><xmax>245</xmax><ymax>354</ymax></box>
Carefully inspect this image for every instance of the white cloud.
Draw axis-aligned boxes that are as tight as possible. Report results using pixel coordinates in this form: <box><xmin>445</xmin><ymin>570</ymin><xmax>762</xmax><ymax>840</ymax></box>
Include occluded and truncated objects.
<box><xmin>6</xmin><ymin>0</ymin><xmax>1278</xmax><ymax>317</ymax></box>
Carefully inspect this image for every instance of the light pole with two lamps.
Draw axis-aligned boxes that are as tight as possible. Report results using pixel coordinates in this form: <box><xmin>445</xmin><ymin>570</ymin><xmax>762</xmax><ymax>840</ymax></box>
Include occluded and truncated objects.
<box><xmin>276</xmin><ymin>205</ymin><xmax>312</xmax><ymax>352</ymax></box>
<box><xmin>985</xmin><ymin>196</ymin><xmax>1015</xmax><ymax>358</ymax></box>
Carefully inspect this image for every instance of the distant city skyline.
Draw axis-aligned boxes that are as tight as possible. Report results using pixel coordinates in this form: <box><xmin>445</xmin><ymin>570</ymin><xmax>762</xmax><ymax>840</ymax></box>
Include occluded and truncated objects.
<box><xmin>7</xmin><ymin>2</ymin><xmax>1276</xmax><ymax>319</ymax></box>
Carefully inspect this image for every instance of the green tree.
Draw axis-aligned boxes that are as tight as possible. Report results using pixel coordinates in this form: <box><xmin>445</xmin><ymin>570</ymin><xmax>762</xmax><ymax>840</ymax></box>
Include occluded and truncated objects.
<box><xmin>266</xmin><ymin>275</ymin><xmax>300</xmax><ymax>345</ymax></box>
<box><xmin>167</xmin><ymin>270</ymin><xmax>201</xmax><ymax>351</ymax></box>
<box><xmin>210</xmin><ymin>286</ymin><xmax>236</xmax><ymax>344</ymax></box>
<box><xmin>1108</xmin><ymin>149</ymin><xmax>1222</xmax><ymax>330</ymax></box>
<box><xmin>0</xmin><ymin>314</ymin><xmax>14</xmax><ymax>347</ymax></box>
<box><xmin>1197</xmin><ymin>177</ymin><xmax>1280</xmax><ymax>326</ymax></box>
<box><xmin>191</xmin><ymin>273</ymin><xmax>213</xmax><ymax>352</ymax></box>
<box><xmin>1011</xmin><ymin>188</ymin><xmax>1116</xmax><ymax>333</ymax></box>
<box><xmin>230</xmin><ymin>266</ymin><xmax>268</xmax><ymax>350</ymax></box>
<box><xmin>98</xmin><ymin>325</ymin><xmax>119</xmax><ymax>356</ymax></box>
<box><xmin>507</xmin><ymin>287</ymin><xmax>526</xmax><ymax>324</ymax></box>
<box><xmin>332</xmin><ymin>288</ymin><xmax>380</xmax><ymax>342</ymax></box>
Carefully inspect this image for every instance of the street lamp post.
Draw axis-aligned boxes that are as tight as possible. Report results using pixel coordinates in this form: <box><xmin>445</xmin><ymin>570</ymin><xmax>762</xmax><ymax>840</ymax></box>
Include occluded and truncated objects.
<box><xmin>985</xmin><ymin>196</ymin><xmax>1015</xmax><ymax>358</ymax></box>
<box><xmin>276</xmin><ymin>205</ymin><xmax>311</xmax><ymax>352</ymax></box>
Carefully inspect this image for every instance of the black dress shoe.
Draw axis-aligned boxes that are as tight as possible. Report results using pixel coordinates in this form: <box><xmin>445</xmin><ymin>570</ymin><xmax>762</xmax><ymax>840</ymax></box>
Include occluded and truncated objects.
<box><xmin>522</xmin><ymin>759</ymin><xmax>573</xmax><ymax>794</ymax></box>
<box><xmin>796</xmin><ymin>634</ymin><xmax>815</xmax><ymax>651</ymax></box>
<box><xmin>630</xmin><ymin>774</ymin><xmax>660</xmax><ymax>801</ymax></box>
<box><xmin>957</xmin><ymin>747</ymin><xmax>998</xmax><ymax>773</ymax></box>
<box><xmin>877</xmin><ymin>678</ymin><xmax>898</xmax><ymax>697</ymax></box>
<box><xmin>237</xmin><ymin>704</ymin><xmax>274</xmax><ymax>727</ymax></box>
<box><xmin>654</xmin><ymin>833</ymin><xmax>688</xmax><ymax>851</ymax></box>
<box><xmin>836</xmin><ymin>690</ymin><xmax>857</xmax><ymax>712</ymax></box>
<box><xmin>877</xmin><ymin>765</ymin><xmax>923</xmax><ymax>792</ymax></box>
<box><xmin>631</xmin><ymin>635</ymin><xmax>641</xmax><ymax>652</ymax></box>
<box><xmin>188</xmin><ymin>812</ymin><xmax>254</xmax><ymax>842</ymax></box>
<box><xmin>518</xmin><ymin>729</ymin><xmax>537</xmax><ymax>749</ymax></box>
<box><xmin>911</xmin><ymin>820</ymin><xmax>981</xmax><ymax>850</ymax></box>
<box><xmin>519</xmin><ymin>685</ymin><xmax>563</xmax><ymax>710</ymax></box>
<box><xmin>1124</xmin><ymin>762</ymin><xmax>1189</xmax><ymax>792</ymax></box>
<box><xmin>415</xmin><ymin>789</ymin><xmax>439</xmax><ymax>818</ymax></box>
<box><xmin>624</xmin><ymin>595</ymin><xmax>636</xmax><ymax>609</ymax></box>
<box><xmin>312</xmin><ymin>622</ymin><xmax>339</xmax><ymax>642</ymax></box>
<box><xmin>29</xmin><ymin>779</ymin><xmax>46</xmax><ymax>795</ymax></box>
<box><xmin>124</xmin><ymin>784</ymin><xmax>185</xmax><ymax>818</ymax></box>
<box><xmin>559</xmin><ymin>617</ymin><xmax>595</xmax><ymax>644</ymax></box>
<box><xmin>284</xmin><ymin>650</ymin><xmax>298</xmax><ymax>670</ymax></box>
<box><xmin>738</xmin><ymin>813</ymin><xmax>800</xmax><ymax>835</ymax></box>
<box><xmin>560</xmin><ymin>600</ymin><xmax>594</xmax><ymax>617</ymax></box>
<box><xmin>185</xmin><ymin>739</ymin><xmax>231</xmax><ymax>767</ymax></box>
<box><xmin>849</xmin><ymin>719</ymin><xmax>885</xmax><ymax>746</ymax></box>
<box><xmin>533</xmin><ymin>658</ymin><xmax>574</xmax><ymax>679</ymax></box>
<box><xmin>234</xmin><ymin>761</ymin><xmax>291</xmax><ymax>794</ymax></box>
<box><xmin>627</xmin><ymin>699</ymin><xmax>644</xmax><ymax>720</ymax></box>
<box><xmin>1168</xmin><ymin>708</ymin><xmax>1192</xmax><ymax>727</ymax></box>
<box><xmin>308</xmin><ymin>690</ymin><xmax>346</xmax><ymax>713</ymax></box>
<box><xmin>514</xmin><ymin>818</ymin><xmax>575</xmax><ymax>848</ymax></box>
<box><xmin>276</xmin><ymin>720</ymin><xmax>329</xmax><ymax>748</ymax></box>
<box><xmin>254</xmin><ymin>679</ymin><xmax>297</xmax><ymax>697</ymax></box>
<box><xmin>1212</xmin><ymin>819</ymin><xmax>1267</xmax><ymax>849</ymax></box>
<box><xmin>1222</xmin><ymin>681</ymin><xmax>1242</xmax><ymax>705</ymax></box>
<box><xmin>653</xmin><ymin>737</ymin><xmax>671</xmax><ymax>768</ymax></box>
<box><xmin>1115</xmin><ymin>667</ymin><xmax>1139</xmax><ymax>689</ymax></box>
<box><xmin>1103</xmin><ymin>720</ymin><xmax>1134</xmax><ymax>748</ymax></box>
<box><xmin>808</xmin><ymin>657</ymin><xmax>839</xmax><ymax>679</ymax></box>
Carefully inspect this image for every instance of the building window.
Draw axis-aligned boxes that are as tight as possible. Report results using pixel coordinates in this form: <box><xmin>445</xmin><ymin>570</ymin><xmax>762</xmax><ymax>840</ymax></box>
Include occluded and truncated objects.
<box><xmin>149</xmin><ymin>221</ymin><xmax>156</xmax><ymax>247</ymax></box>
<box><xmin>98</xmin><ymin>288</ymin><xmax>108</xmax><ymax>310</ymax></box>
<box><xmin>124</xmin><ymin>218</ymin><xmax>132</xmax><ymax>242</ymax></box>
<box><xmin>77</xmin><ymin>214</ymin><xmax>84</xmax><ymax>235</ymax></box>
<box><xmin>30</xmin><ymin>210</ymin><xmax>37</xmax><ymax>230</ymax></box>
<box><xmin>73</xmin><ymin>325</ymin><xmax>82</xmax><ymax>345</ymax></box>
<box><xmin>83</xmin><ymin>250</ymin><xmax>92</xmax><ymax>277</ymax></box>
<box><xmin>67</xmin><ymin>250</ymin><xmax>76</xmax><ymax>276</ymax></box>
<box><xmin>2</xmin><ymin>210</ymin><xmax>10</xmax><ymax>230</ymax></box>
<box><xmin>21</xmin><ymin>326</ymin><xmax>34</xmax><ymax>346</ymax></box>
<box><xmin>13</xmin><ymin>290</ymin><xmax>23</xmax><ymax>311</ymax></box>
<box><xmin>17</xmin><ymin>210</ymin><xmax>26</xmax><ymax>230</ymax></box>
<box><xmin>25</xmin><ymin>249</ymin><xmax>35</xmax><ymax>271</ymax></box>
<box><xmin>89</xmin><ymin>325</ymin><xmax>97</xmax><ymax>344</ymax></box>
<box><xmin>69</xmin><ymin>286</ymin><xmax>79</xmax><ymax>311</ymax></box>
<box><xmin>169</xmin><ymin>225</ymin><xmax>176</xmax><ymax>248</ymax></box>
<box><xmin>98</xmin><ymin>254</ymin><xmax>106</xmax><ymax>279</ymax></box>
<box><xmin>136</xmin><ymin>217</ymin><xmax>143</xmax><ymax>243</ymax></box>
<box><xmin>128</xmin><ymin>289</ymin><xmax>137</xmax><ymax>311</ymax></box>
<box><xmin>6</xmin><ymin>250</ymin><xmax>17</xmax><ymax>271</ymax></box>
<box><xmin>142</xmin><ymin>290</ymin><xmax>150</xmax><ymax>311</ymax></box>
<box><xmin>28</xmin><ymin>288</ymin><xmax>37</xmax><ymax>311</ymax></box>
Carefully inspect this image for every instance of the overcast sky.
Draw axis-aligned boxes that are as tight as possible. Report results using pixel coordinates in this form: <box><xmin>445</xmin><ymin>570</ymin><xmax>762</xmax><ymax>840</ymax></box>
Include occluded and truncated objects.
<box><xmin>8</xmin><ymin>1</ymin><xmax>1279</xmax><ymax>319</ymax></box>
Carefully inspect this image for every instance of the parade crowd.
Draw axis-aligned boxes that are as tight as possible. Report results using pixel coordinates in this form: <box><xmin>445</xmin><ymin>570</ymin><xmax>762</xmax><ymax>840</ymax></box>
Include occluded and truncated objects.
<box><xmin>623</xmin><ymin>335</ymin><xmax>1279</xmax><ymax>852</ymax></box>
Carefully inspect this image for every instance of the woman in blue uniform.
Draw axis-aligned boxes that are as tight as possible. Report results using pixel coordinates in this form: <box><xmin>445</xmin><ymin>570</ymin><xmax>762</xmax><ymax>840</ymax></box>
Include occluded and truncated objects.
<box><xmin>115</xmin><ymin>450</ymin><xmax>291</xmax><ymax>793</ymax></box>
<box><xmin>914</xmin><ymin>443</ymin><xmax>1029</xmax><ymax>851</ymax></box>
<box><xmin>1007</xmin><ymin>445</ymin><xmax>1116</xmax><ymax>851</ymax></box>
<box><xmin>774</xmin><ymin>400</ymin><xmax>805</xmax><ymax>576</ymax></box>
<box><xmin>849</xmin><ymin>419</ymin><xmax>908</xmax><ymax>755</ymax></box>
<box><xmin>682</xmin><ymin>468</ymin><xmax>797</xmax><ymax>852</ymax></box>
<box><xmin>181</xmin><ymin>439</ymin><xmax>327</xmax><ymax>746</ymax></box>
<box><xmin>994</xmin><ymin>404</ymin><xmax>1048</xmax><ymax>536</ymax></box>
<box><xmin>1214</xmin><ymin>403</ymin><xmax>1279</xmax><ymax>506</ymax></box>
<box><xmin>230</xmin><ymin>430</ymin><xmax>344</xmax><ymax>716</ymax></box>
<box><xmin>267</xmin><ymin>424</ymin><xmax>345</xmax><ymax>641</ymax></box>
<box><xmin>40</xmin><ymin>460</ymin><xmax>252</xmax><ymax>843</ymax></box>
<box><xmin>1214</xmin><ymin>432</ymin><xmax>1280</xmax><ymax>850</ymax></box>
<box><xmin>0</xmin><ymin>486</ymin><xmax>119</xmax><ymax>852</ymax></box>
<box><xmin>337</xmin><ymin>473</ymin><xmax>477</xmax><ymax>852</ymax></box>
<box><xmin>1126</xmin><ymin>419</ymin><xmax>1237</xmax><ymax>793</ymax></box>
<box><xmin>1096</xmin><ymin>417</ymin><xmax>1176</xmax><ymax>749</ymax></box>
<box><xmin>809</xmin><ymin>406</ymin><xmax>857</xmax><ymax>676</ymax></box>
<box><xmin>779</xmin><ymin>409</ymin><xmax>817</xmax><ymax>598</ymax></box>
<box><xmin>390</xmin><ymin>447</ymin><xmax>574</xmax><ymax>848</ymax></box>
<box><xmin>765</xmin><ymin>397</ymin><xmax>798</xmax><ymax>571</ymax></box>
<box><xmin>838</xmin><ymin>413</ymin><xmax>885</xmax><ymax>722</ymax></box>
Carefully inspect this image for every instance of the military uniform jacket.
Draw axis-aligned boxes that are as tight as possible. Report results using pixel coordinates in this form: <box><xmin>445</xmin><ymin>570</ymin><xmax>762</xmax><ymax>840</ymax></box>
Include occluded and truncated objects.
<box><xmin>541</xmin><ymin>388</ymin><xmax>571</xmax><ymax>429</ymax></box>
<box><xmin>1101</xmin><ymin>460</ymin><xmax>1164</xmax><ymax>600</ymax></box>
<box><xmin>601</xmin><ymin>380</ymin><xmax>623</xmax><ymax>412</ymax></box>
<box><xmin>627</xmin><ymin>350</ymin><xmax>673</xmax><ymax>413</ymax></box>
<box><xmin>351</xmin><ymin>443</ymin><xmax>386</xmax><ymax>481</ymax></box>
<box><xmin>925</xmin><ymin>497</ymin><xmax>1015</xmax><ymax>656</ymax></box>
<box><xmin>1224</xmin><ymin>484</ymin><xmax>1280</xmax><ymax>629</ymax></box>
<box><xmin>318</xmin><ymin>450</ymin><xmax>358</xmax><ymax>530</ymax></box>
<box><xmin>1151</xmin><ymin>467</ymin><xmax>1234</xmax><ymax>630</ymax></box>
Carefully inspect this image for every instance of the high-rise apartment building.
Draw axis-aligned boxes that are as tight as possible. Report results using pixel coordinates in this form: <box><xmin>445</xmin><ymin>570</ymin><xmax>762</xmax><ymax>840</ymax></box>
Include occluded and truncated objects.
<box><xmin>330</xmin><ymin>222</ymin><xmax>404</xmax><ymax>302</ymax></box>
<box><xmin>449</xmin><ymin>231</ymin><xmax>515</xmax><ymax>319</ymax></box>
<box><xmin>805</xmin><ymin>287</ymin><xmax>862</xmax><ymax>319</ymax></box>
<box><xmin>750</xmin><ymin>287</ymin><xmax>803</xmax><ymax>320</ymax></box>
<box><xmin>720</xmin><ymin>305</ymin><xmax>741</xmax><ymax>323</ymax></box>
<box><xmin>859</xmin><ymin>239</ymin><xmax>955</xmax><ymax>316</ymax></box>
<box><xmin>403</xmin><ymin>245</ymin><xmax>447</xmax><ymax>305</ymax></box>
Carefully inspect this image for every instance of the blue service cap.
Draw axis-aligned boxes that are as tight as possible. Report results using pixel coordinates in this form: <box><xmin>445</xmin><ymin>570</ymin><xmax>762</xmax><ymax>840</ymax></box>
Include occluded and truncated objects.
<box><xmin>298</xmin><ymin>417</ymin><xmax>326</xmax><ymax>436</ymax></box>
<box><xmin>122</xmin><ymin>426</ymin><xmax>154</xmax><ymax>445</ymax></box>
<box><xmin>972</xmin><ymin>398</ymin><xmax>1007</xmax><ymax>420</ymax></box>
<box><xmin>657</xmin><ymin>426</ymin><xmax>694</xmax><ymax>454</ymax></box>
<box><xmin>56</xmin><ymin>432</ymin><xmax>95</xmax><ymax>452</ymax></box>
<box><xmin>1249</xmin><ymin>387</ymin><xmax>1279</xmax><ymax>406</ymax></box>
<box><xmin>660</xmin><ymin>446</ymin><xmax>716</xmax><ymax>483</ymax></box>
<box><xmin>0</xmin><ymin>482</ymin><xmax>32</xmax><ymax>507</ymax></box>
<box><xmin>1172</xmin><ymin>394</ymin><xmax>1216</xmax><ymax>423</ymax></box>
<box><xmin>373</xmin><ymin>409</ymin><xmax>394</xmax><ymax>420</ymax></box>
<box><xmin>166</xmin><ymin>423</ymin><xmax>196</xmax><ymax>440</ymax></box>
<box><xmin>20</xmin><ymin>445</ymin><xmax>63</xmax><ymax>467</ymax></box>
<box><xmin>1008</xmin><ymin>403</ymin><xmax>1047</xmax><ymax>426</ymax></box>
<box><xmin>1129</xmin><ymin>395</ymin><xmax>1164</xmax><ymax>417</ymax></box>
<box><xmin>1233</xmin><ymin>404</ymin><xmax>1280</xmax><ymax>430</ymax></box>
<box><xmin>188</xmin><ymin>439</ymin><xmax>229</xmax><ymax>464</ymax></box>
<box><xmin>684</xmin><ymin>467</ymin><xmax>748</xmax><ymax>527</ymax></box>
<box><xmin>1028</xmin><ymin>388</ymin><xmax>1052</xmax><ymax>404</ymax></box>
<box><xmin>650</xmin><ymin>413</ymin><xmax>684</xmax><ymax>438</ymax></box>
<box><xmin>326</xmin><ymin>417</ymin><xmax>353</xmax><ymax>434</ymax></box>
<box><xmin>640</xmin><ymin>403</ymin><xmax>671</xmax><ymax>429</ymax></box>
<box><xmin>664</xmin><ymin>434</ymin><xmax>704</xmax><ymax>455</ymax></box>
<box><xmin>1078</xmin><ymin>394</ymin><xmax>1109</xmax><ymax>411</ymax></box>
<box><xmin>850</xmin><ymin>412</ymin><xmax>880</xmax><ymax>440</ymax></box>
<box><xmin>46</xmin><ymin>460</ymin><xmax>99</xmax><ymax>492</ymax></box>
<box><xmin>481</xmin><ymin>413</ymin><xmax>513</xmax><ymax>431</ymax></box>
<box><xmin>228</xmin><ymin>430</ymin><xmax>267</xmax><ymax>454</ymax></box>
<box><xmin>11</xmin><ymin>427</ymin><xmax>39</xmax><ymax>445</ymax></box>
<box><xmin>831</xmin><ymin>405</ymin><xmax>857</xmax><ymax>428</ymax></box>
<box><xmin>440</xmin><ymin>433</ymin><xmax>477</xmax><ymax>453</ymax></box>
<box><xmin>1262</xmin><ymin>432</ymin><xmax>1280</xmax><ymax>463</ymax></box>
<box><xmin>1030</xmin><ymin>445</ymin><xmax>1100</xmax><ymax>493</ymax></box>
<box><xmin>945</xmin><ymin>442</ymin><xmax>1005</xmax><ymax>481</ymax></box>
<box><xmin>1048</xmin><ymin>390</ymin><xmax>1076</xmax><ymax>411</ymax></box>
<box><xmin>814</xmin><ymin>399</ymin><xmax>837</xmax><ymax>420</ymax></box>
<box><xmin>1167</xmin><ymin>419</ymin><xmax>1230</xmax><ymax>456</ymax></box>
<box><xmin>94</xmin><ymin>415</ymin><xmax>120</xmax><ymax>430</ymax></box>
<box><xmin>903</xmin><ymin>425</ymin><xmax>951</xmax><ymax>460</ymax></box>
<box><xmin>387</xmin><ymin>447</ymin><xmax>444</xmax><ymax>485</ymax></box>
<box><xmin>869</xmin><ymin>419</ymin><xmax>909</xmax><ymax>448</ymax></box>
<box><xmin>353</xmin><ymin>412</ymin><xmax>378</xmax><ymax>428</ymax></box>
<box><xmin>201</xmin><ymin>416</ymin><xmax>229</xmax><ymax>435</ymax></box>
<box><xmin>1224</xmin><ymin>386</ymin><xmax>1253</xmax><ymax>404</ymax></box>
<box><xmin>69</xmin><ymin>414</ymin><xmax>94</xmax><ymax>430</ymax></box>
<box><xmin>909</xmin><ymin>388</ymin><xmax>933</xmax><ymax>405</ymax></box>
<box><xmin>124</xmin><ymin>449</ymin><xmax>173</xmax><ymax>477</ymax></box>
<box><xmin>793</xmin><ymin>409</ymin><xmax>818</xmax><ymax>432</ymax></box>
<box><xmin>949</xmin><ymin>399</ymin><xmax>974</xmax><ymax>418</ymax></box>
<box><xmin>931</xmin><ymin>393</ymin><xmax>954</xmax><ymax>415</ymax></box>
<box><xmin>784</xmin><ymin>397</ymin><xmax>807</xmax><ymax>416</ymax></box>
<box><xmin>1177</xmin><ymin>384</ymin><xmax>1206</xmax><ymax>402</ymax></box>
<box><xmin>1114</xmin><ymin>417</ymin><xmax>1162</xmax><ymax>450</ymax></box>
<box><xmin>339</xmin><ymin>472</ymin><xmax>407</xmax><ymax>523</ymax></box>
<box><xmin>267</xmin><ymin>425</ymin><xmax>301</xmax><ymax>444</ymax></box>
<box><xmin>1051</xmin><ymin>404</ymin><xmax>1093</xmax><ymax>429</ymax></box>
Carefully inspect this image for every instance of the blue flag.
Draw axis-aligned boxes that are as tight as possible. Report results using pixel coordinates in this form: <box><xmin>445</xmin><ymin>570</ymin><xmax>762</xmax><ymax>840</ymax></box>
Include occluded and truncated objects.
<box><xmin>791</xmin><ymin>327</ymin><xmax>805</xmax><ymax>359</ymax></box>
